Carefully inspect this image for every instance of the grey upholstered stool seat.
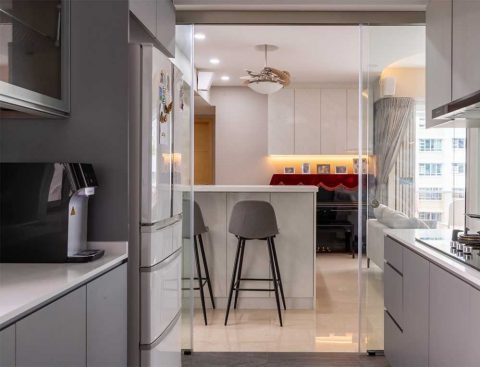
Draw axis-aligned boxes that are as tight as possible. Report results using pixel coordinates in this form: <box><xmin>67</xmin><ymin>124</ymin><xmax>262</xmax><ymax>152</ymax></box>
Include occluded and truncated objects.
<box><xmin>225</xmin><ymin>200</ymin><xmax>286</xmax><ymax>327</ymax></box>
<box><xmin>185</xmin><ymin>201</ymin><xmax>215</xmax><ymax>325</ymax></box>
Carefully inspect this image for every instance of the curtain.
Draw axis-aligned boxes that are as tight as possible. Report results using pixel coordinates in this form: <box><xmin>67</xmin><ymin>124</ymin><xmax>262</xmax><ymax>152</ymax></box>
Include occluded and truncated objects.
<box><xmin>374</xmin><ymin>97</ymin><xmax>415</xmax><ymax>206</ymax></box>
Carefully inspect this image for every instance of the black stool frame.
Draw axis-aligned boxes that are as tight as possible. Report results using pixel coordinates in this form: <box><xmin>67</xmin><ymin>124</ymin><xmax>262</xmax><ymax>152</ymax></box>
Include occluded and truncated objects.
<box><xmin>224</xmin><ymin>235</ymin><xmax>286</xmax><ymax>327</ymax></box>
<box><xmin>185</xmin><ymin>233</ymin><xmax>215</xmax><ymax>325</ymax></box>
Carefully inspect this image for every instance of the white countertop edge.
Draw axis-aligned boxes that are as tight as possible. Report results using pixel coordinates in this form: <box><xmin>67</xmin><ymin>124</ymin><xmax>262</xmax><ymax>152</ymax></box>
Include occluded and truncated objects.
<box><xmin>385</xmin><ymin>229</ymin><xmax>480</xmax><ymax>290</ymax></box>
<box><xmin>194</xmin><ymin>185</ymin><xmax>318</xmax><ymax>193</ymax></box>
<box><xmin>0</xmin><ymin>242</ymin><xmax>127</xmax><ymax>329</ymax></box>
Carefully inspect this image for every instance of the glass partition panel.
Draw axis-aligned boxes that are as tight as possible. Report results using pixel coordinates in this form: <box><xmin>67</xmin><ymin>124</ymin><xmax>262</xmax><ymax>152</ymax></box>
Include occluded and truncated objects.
<box><xmin>173</xmin><ymin>24</ymin><xmax>195</xmax><ymax>353</ymax></box>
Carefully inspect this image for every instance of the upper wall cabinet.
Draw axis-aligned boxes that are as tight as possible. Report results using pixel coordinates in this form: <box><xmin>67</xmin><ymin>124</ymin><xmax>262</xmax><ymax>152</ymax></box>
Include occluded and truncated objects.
<box><xmin>268</xmin><ymin>87</ymin><xmax>364</xmax><ymax>155</ymax></box>
<box><xmin>0</xmin><ymin>0</ymin><xmax>70</xmax><ymax>116</ymax></box>
<box><xmin>130</xmin><ymin>0</ymin><xmax>175</xmax><ymax>57</ymax></box>
<box><xmin>268</xmin><ymin>88</ymin><xmax>294</xmax><ymax>155</ymax></box>
<box><xmin>426</xmin><ymin>0</ymin><xmax>452</xmax><ymax>128</ymax></box>
<box><xmin>452</xmin><ymin>0</ymin><xmax>480</xmax><ymax>100</ymax></box>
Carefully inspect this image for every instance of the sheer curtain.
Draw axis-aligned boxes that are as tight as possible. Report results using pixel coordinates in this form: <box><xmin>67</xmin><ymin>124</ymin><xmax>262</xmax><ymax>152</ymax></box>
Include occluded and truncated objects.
<box><xmin>373</xmin><ymin>97</ymin><xmax>415</xmax><ymax>207</ymax></box>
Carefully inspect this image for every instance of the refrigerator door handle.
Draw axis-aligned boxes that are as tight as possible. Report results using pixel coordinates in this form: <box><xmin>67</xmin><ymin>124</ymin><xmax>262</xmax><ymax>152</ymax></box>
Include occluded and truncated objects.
<box><xmin>140</xmin><ymin>248</ymin><xmax>181</xmax><ymax>273</ymax></box>
<box><xmin>141</xmin><ymin>214</ymin><xmax>182</xmax><ymax>232</ymax></box>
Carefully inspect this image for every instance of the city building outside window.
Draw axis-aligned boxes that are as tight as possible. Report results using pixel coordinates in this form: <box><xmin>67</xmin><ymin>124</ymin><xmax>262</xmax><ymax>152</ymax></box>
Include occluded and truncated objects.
<box><xmin>419</xmin><ymin>163</ymin><xmax>443</xmax><ymax>176</ymax></box>
<box><xmin>419</xmin><ymin>139</ymin><xmax>442</xmax><ymax>151</ymax></box>
<box><xmin>452</xmin><ymin>162</ymin><xmax>465</xmax><ymax>175</ymax></box>
<box><xmin>418</xmin><ymin>187</ymin><xmax>443</xmax><ymax>200</ymax></box>
<box><xmin>419</xmin><ymin>212</ymin><xmax>442</xmax><ymax>221</ymax></box>
<box><xmin>453</xmin><ymin>187</ymin><xmax>466</xmax><ymax>199</ymax></box>
<box><xmin>453</xmin><ymin>138</ymin><xmax>465</xmax><ymax>149</ymax></box>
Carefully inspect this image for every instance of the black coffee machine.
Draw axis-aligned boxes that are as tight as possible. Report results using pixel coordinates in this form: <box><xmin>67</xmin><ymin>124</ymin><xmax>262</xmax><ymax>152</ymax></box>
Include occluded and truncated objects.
<box><xmin>0</xmin><ymin>163</ymin><xmax>104</xmax><ymax>263</ymax></box>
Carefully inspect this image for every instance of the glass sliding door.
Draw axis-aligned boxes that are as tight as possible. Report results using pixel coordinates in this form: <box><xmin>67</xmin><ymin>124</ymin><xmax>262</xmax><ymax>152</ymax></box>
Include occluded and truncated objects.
<box><xmin>358</xmin><ymin>24</ymin><xmax>431</xmax><ymax>353</ymax></box>
<box><xmin>173</xmin><ymin>24</ymin><xmax>195</xmax><ymax>353</ymax></box>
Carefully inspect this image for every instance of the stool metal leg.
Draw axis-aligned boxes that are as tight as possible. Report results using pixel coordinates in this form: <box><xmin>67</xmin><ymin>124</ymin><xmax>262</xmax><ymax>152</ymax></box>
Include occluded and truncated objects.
<box><xmin>234</xmin><ymin>239</ymin><xmax>245</xmax><ymax>309</ymax></box>
<box><xmin>267</xmin><ymin>237</ymin><xmax>283</xmax><ymax>326</ymax></box>
<box><xmin>194</xmin><ymin>235</ymin><xmax>208</xmax><ymax>325</ymax></box>
<box><xmin>225</xmin><ymin>237</ymin><xmax>242</xmax><ymax>326</ymax></box>
<box><xmin>198</xmin><ymin>235</ymin><xmax>215</xmax><ymax>309</ymax></box>
<box><xmin>270</xmin><ymin>237</ymin><xmax>286</xmax><ymax>310</ymax></box>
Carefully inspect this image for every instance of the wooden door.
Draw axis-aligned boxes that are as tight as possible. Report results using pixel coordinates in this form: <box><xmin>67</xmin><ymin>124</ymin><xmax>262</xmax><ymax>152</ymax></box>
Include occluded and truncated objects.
<box><xmin>194</xmin><ymin>115</ymin><xmax>215</xmax><ymax>185</ymax></box>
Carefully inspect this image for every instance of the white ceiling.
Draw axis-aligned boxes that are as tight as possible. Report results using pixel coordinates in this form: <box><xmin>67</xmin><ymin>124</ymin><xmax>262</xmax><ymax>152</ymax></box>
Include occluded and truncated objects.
<box><xmin>175</xmin><ymin>0</ymin><xmax>428</xmax><ymax>11</ymax></box>
<box><xmin>194</xmin><ymin>25</ymin><xmax>425</xmax><ymax>86</ymax></box>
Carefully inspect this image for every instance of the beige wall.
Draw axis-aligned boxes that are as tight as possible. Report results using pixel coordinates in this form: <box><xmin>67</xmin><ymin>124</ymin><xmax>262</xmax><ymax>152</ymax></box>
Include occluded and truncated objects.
<box><xmin>380</xmin><ymin>67</ymin><xmax>425</xmax><ymax>99</ymax></box>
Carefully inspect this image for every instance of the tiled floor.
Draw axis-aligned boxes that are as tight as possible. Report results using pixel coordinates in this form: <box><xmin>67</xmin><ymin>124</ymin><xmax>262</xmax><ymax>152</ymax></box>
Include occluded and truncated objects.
<box><xmin>182</xmin><ymin>352</ymin><xmax>389</xmax><ymax>367</ymax></box>
<box><xmin>192</xmin><ymin>253</ymin><xmax>384</xmax><ymax>353</ymax></box>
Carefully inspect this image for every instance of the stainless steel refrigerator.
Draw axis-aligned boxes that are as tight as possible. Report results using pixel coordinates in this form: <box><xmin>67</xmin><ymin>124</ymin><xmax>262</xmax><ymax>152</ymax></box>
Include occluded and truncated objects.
<box><xmin>128</xmin><ymin>43</ymin><xmax>184</xmax><ymax>367</ymax></box>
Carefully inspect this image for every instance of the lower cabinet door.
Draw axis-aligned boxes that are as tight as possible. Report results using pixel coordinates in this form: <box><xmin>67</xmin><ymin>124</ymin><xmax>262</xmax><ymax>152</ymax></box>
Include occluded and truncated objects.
<box><xmin>384</xmin><ymin>311</ymin><xmax>403</xmax><ymax>367</ymax></box>
<box><xmin>16</xmin><ymin>287</ymin><xmax>86</xmax><ymax>367</ymax></box>
<box><xmin>141</xmin><ymin>315</ymin><xmax>181</xmax><ymax>367</ymax></box>
<box><xmin>87</xmin><ymin>264</ymin><xmax>127</xmax><ymax>367</ymax></box>
<box><xmin>429</xmin><ymin>264</ymin><xmax>470</xmax><ymax>367</ymax></box>
<box><xmin>141</xmin><ymin>249</ymin><xmax>182</xmax><ymax>344</ymax></box>
<box><xmin>0</xmin><ymin>325</ymin><xmax>15</xmax><ymax>367</ymax></box>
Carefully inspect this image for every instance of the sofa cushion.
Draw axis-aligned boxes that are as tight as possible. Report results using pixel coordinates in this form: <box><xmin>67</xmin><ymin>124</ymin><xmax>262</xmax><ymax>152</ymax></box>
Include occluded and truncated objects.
<box><xmin>380</xmin><ymin>211</ymin><xmax>410</xmax><ymax>228</ymax></box>
<box><xmin>408</xmin><ymin>217</ymin><xmax>430</xmax><ymax>229</ymax></box>
<box><xmin>374</xmin><ymin>204</ymin><xmax>397</xmax><ymax>220</ymax></box>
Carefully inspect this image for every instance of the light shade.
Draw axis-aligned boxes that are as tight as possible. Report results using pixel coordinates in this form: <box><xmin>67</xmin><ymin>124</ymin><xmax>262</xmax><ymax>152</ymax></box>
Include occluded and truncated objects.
<box><xmin>247</xmin><ymin>81</ymin><xmax>283</xmax><ymax>94</ymax></box>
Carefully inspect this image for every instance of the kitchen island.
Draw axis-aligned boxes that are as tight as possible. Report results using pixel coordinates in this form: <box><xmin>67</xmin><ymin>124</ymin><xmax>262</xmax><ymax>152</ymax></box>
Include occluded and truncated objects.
<box><xmin>194</xmin><ymin>185</ymin><xmax>317</xmax><ymax>309</ymax></box>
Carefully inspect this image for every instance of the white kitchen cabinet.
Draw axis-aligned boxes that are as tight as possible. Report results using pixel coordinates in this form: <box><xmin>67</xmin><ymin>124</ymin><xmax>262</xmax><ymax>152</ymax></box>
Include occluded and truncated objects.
<box><xmin>346</xmin><ymin>88</ymin><xmax>359</xmax><ymax>152</ymax></box>
<box><xmin>402</xmin><ymin>248</ymin><xmax>429</xmax><ymax>367</ymax></box>
<box><xmin>468</xmin><ymin>287</ymin><xmax>480</xmax><ymax>366</ymax></box>
<box><xmin>321</xmin><ymin>89</ymin><xmax>347</xmax><ymax>154</ymax></box>
<box><xmin>130</xmin><ymin>0</ymin><xmax>157</xmax><ymax>36</ymax></box>
<box><xmin>294</xmin><ymin>89</ymin><xmax>321</xmax><ymax>154</ymax></box>
<box><xmin>452</xmin><ymin>0</ymin><xmax>480</xmax><ymax>100</ymax></box>
<box><xmin>429</xmin><ymin>264</ymin><xmax>470</xmax><ymax>367</ymax></box>
<box><xmin>87</xmin><ymin>264</ymin><xmax>127</xmax><ymax>367</ymax></box>
<box><xmin>426</xmin><ymin>0</ymin><xmax>452</xmax><ymax>127</ymax></box>
<box><xmin>268</xmin><ymin>89</ymin><xmax>294</xmax><ymax>155</ymax></box>
<box><xmin>0</xmin><ymin>325</ymin><xmax>15</xmax><ymax>367</ymax></box>
<box><xmin>16</xmin><ymin>287</ymin><xmax>87</xmax><ymax>367</ymax></box>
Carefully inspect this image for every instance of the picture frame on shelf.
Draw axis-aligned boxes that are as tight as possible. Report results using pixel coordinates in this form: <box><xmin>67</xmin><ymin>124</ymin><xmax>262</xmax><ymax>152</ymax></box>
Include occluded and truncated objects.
<box><xmin>317</xmin><ymin>164</ymin><xmax>331</xmax><ymax>174</ymax></box>
<box><xmin>284</xmin><ymin>167</ymin><xmax>295</xmax><ymax>174</ymax></box>
<box><xmin>353</xmin><ymin>158</ymin><xmax>368</xmax><ymax>174</ymax></box>
<box><xmin>335</xmin><ymin>166</ymin><xmax>348</xmax><ymax>174</ymax></box>
<box><xmin>302</xmin><ymin>163</ymin><xmax>310</xmax><ymax>174</ymax></box>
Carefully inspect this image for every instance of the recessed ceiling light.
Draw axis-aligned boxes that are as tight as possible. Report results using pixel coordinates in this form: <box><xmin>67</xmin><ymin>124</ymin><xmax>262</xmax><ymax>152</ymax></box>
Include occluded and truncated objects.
<box><xmin>221</xmin><ymin>75</ymin><xmax>230</xmax><ymax>81</ymax></box>
<box><xmin>209</xmin><ymin>58</ymin><xmax>220</xmax><ymax>65</ymax></box>
<box><xmin>194</xmin><ymin>33</ymin><xmax>206</xmax><ymax>40</ymax></box>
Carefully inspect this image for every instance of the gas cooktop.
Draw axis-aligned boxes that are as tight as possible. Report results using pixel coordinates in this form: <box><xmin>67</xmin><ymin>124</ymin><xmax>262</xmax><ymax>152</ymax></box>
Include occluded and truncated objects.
<box><xmin>416</xmin><ymin>234</ymin><xmax>480</xmax><ymax>272</ymax></box>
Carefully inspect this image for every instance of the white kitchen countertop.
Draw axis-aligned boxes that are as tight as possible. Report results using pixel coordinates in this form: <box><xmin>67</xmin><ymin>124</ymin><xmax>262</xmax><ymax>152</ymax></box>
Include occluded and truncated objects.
<box><xmin>194</xmin><ymin>185</ymin><xmax>318</xmax><ymax>193</ymax></box>
<box><xmin>385</xmin><ymin>229</ymin><xmax>480</xmax><ymax>290</ymax></box>
<box><xmin>0</xmin><ymin>242</ymin><xmax>127</xmax><ymax>329</ymax></box>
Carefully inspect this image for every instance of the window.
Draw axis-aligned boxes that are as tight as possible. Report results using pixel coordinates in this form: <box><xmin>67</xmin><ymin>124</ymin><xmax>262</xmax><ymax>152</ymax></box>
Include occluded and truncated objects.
<box><xmin>419</xmin><ymin>163</ymin><xmax>442</xmax><ymax>176</ymax></box>
<box><xmin>419</xmin><ymin>139</ymin><xmax>442</xmax><ymax>151</ymax></box>
<box><xmin>453</xmin><ymin>138</ymin><xmax>465</xmax><ymax>149</ymax></box>
<box><xmin>419</xmin><ymin>187</ymin><xmax>442</xmax><ymax>200</ymax></box>
<box><xmin>453</xmin><ymin>188</ymin><xmax>466</xmax><ymax>199</ymax></box>
<box><xmin>452</xmin><ymin>163</ymin><xmax>465</xmax><ymax>174</ymax></box>
<box><xmin>419</xmin><ymin>212</ymin><xmax>442</xmax><ymax>221</ymax></box>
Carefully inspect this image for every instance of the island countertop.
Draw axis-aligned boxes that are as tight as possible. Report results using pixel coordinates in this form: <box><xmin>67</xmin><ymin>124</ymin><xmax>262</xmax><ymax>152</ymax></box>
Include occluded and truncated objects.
<box><xmin>194</xmin><ymin>185</ymin><xmax>318</xmax><ymax>193</ymax></box>
<box><xmin>0</xmin><ymin>243</ymin><xmax>127</xmax><ymax>329</ymax></box>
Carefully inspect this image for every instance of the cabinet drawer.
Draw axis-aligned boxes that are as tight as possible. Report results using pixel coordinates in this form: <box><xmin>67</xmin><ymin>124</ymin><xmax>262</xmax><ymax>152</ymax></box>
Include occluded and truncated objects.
<box><xmin>141</xmin><ymin>314</ymin><xmax>181</xmax><ymax>367</ymax></box>
<box><xmin>384</xmin><ymin>262</ymin><xmax>403</xmax><ymax>328</ymax></box>
<box><xmin>385</xmin><ymin>310</ymin><xmax>404</xmax><ymax>367</ymax></box>
<box><xmin>385</xmin><ymin>236</ymin><xmax>403</xmax><ymax>274</ymax></box>
<box><xmin>140</xmin><ymin>249</ymin><xmax>182</xmax><ymax>344</ymax></box>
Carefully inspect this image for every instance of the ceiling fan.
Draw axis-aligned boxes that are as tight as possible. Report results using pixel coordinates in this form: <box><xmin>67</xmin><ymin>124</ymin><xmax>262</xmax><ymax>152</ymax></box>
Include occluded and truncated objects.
<box><xmin>241</xmin><ymin>44</ymin><xmax>291</xmax><ymax>94</ymax></box>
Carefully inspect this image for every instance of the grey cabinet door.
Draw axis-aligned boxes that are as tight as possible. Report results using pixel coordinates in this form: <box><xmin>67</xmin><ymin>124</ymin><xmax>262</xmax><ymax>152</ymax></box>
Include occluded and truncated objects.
<box><xmin>130</xmin><ymin>0</ymin><xmax>157</xmax><ymax>36</ymax></box>
<box><xmin>429</xmin><ymin>264</ymin><xmax>470</xmax><ymax>367</ymax></box>
<box><xmin>0</xmin><ymin>325</ymin><xmax>15</xmax><ymax>367</ymax></box>
<box><xmin>468</xmin><ymin>286</ymin><xmax>480</xmax><ymax>366</ymax></box>
<box><xmin>16</xmin><ymin>287</ymin><xmax>86</xmax><ymax>367</ymax></box>
<box><xmin>87</xmin><ymin>264</ymin><xmax>127</xmax><ymax>367</ymax></box>
<box><xmin>402</xmin><ymin>248</ymin><xmax>429</xmax><ymax>367</ymax></box>
<box><xmin>452</xmin><ymin>0</ymin><xmax>480</xmax><ymax>99</ymax></box>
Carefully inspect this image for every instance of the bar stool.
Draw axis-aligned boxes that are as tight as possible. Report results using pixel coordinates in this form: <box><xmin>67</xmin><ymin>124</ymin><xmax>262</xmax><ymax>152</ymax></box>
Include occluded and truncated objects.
<box><xmin>191</xmin><ymin>202</ymin><xmax>215</xmax><ymax>325</ymax></box>
<box><xmin>225</xmin><ymin>200</ymin><xmax>286</xmax><ymax>327</ymax></box>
